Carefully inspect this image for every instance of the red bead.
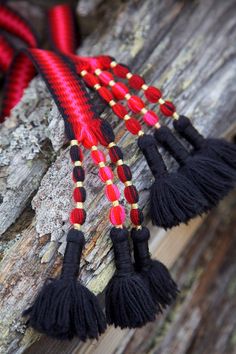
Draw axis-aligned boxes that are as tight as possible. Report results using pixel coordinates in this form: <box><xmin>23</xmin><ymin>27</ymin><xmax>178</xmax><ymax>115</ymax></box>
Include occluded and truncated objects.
<box><xmin>113</xmin><ymin>63</ymin><xmax>129</xmax><ymax>78</ymax></box>
<box><xmin>130</xmin><ymin>208</ymin><xmax>144</xmax><ymax>226</ymax></box>
<box><xmin>97</xmin><ymin>55</ymin><xmax>112</xmax><ymax>69</ymax></box>
<box><xmin>83</xmin><ymin>134</ymin><xmax>98</xmax><ymax>149</ymax></box>
<box><xmin>98</xmin><ymin>86</ymin><xmax>113</xmax><ymax>102</ymax></box>
<box><xmin>124</xmin><ymin>185</ymin><xmax>139</xmax><ymax>203</ymax></box>
<box><xmin>70</xmin><ymin>145</ymin><xmax>83</xmax><ymax>162</ymax></box>
<box><xmin>145</xmin><ymin>86</ymin><xmax>162</xmax><ymax>103</ymax></box>
<box><xmin>83</xmin><ymin>73</ymin><xmax>99</xmax><ymax>87</ymax></box>
<box><xmin>109</xmin><ymin>146</ymin><xmax>123</xmax><ymax>163</ymax></box>
<box><xmin>98</xmin><ymin>71</ymin><xmax>114</xmax><ymax>86</ymax></box>
<box><xmin>117</xmin><ymin>164</ymin><xmax>132</xmax><ymax>182</ymax></box>
<box><xmin>73</xmin><ymin>166</ymin><xmax>85</xmax><ymax>182</ymax></box>
<box><xmin>129</xmin><ymin>74</ymin><xmax>145</xmax><ymax>90</ymax></box>
<box><xmin>91</xmin><ymin>150</ymin><xmax>106</xmax><ymax>164</ymax></box>
<box><xmin>160</xmin><ymin>101</ymin><xmax>176</xmax><ymax>116</ymax></box>
<box><xmin>125</xmin><ymin>118</ymin><xmax>141</xmax><ymax>135</ymax></box>
<box><xmin>99</xmin><ymin>166</ymin><xmax>113</xmax><ymax>182</ymax></box>
<box><xmin>70</xmin><ymin>208</ymin><xmax>86</xmax><ymax>225</ymax></box>
<box><xmin>112</xmin><ymin>103</ymin><xmax>128</xmax><ymax>119</ymax></box>
<box><xmin>105</xmin><ymin>184</ymin><xmax>120</xmax><ymax>202</ymax></box>
<box><xmin>128</xmin><ymin>95</ymin><xmax>145</xmax><ymax>113</ymax></box>
<box><xmin>143</xmin><ymin>110</ymin><xmax>159</xmax><ymax>126</ymax></box>
<box><xmin>109</xmin><ymin>205</ymin><xmax>126</xmax><ymax>225</ymax></box>
<box><xmin>111</xmin><ymin>82</ymin><xmax>129</xmax><ymax>100</ymax></box>
<box><xmin>73</xmin><ymin>187</ymin><xmax>86</xmax><ymax>202</ymax></box>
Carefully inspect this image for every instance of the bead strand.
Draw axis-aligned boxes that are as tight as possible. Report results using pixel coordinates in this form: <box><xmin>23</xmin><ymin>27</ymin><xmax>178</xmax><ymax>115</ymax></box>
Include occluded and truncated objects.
<box><xmin>109</xmin><ymin>59</ymin><xmax>179</xmax><ymax>120</ymax></box>
<box><xmin>92</xmin><ymin>68</ymin><xmax>163</xmax><ymax>130</ymax></box>
<box><xmin>69</xmin><ymin>140</ymin><xmax>86</xmax><ymax>230</ymax></box>
<box><xmin>80</xmin><ymin>68</ymin><xmax>145</xmax><ymax>137</ymax></box>
<box><xmin>108</xmin><ymin>141</ymin><xmax>144</xmax><ymax>229</ymax></box>
<box><xmin>90</xmin><ymin>145</ymin><xmax>126</xmax><ymax>227</ymax></box>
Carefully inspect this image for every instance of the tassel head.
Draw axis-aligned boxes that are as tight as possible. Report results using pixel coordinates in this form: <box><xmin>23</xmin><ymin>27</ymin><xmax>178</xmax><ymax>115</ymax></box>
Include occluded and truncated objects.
<box><xmin>131</xmin><ymin>227</ymin><xmax>178</xmax><ymax>309</ymax></box>
<box><xmin>23</xmin><ymin>229</ymin><xmax>106</xmax><ymax>340</ymax></box>
<box><xmin>105</xmin><ymin>227</ymin><xmax>157</xmax><ymax>328</ymax></box>
<box><xmin>138</xmin><ymin>133</ymin><xmax>208</xmax><ymax>228</ymax></box>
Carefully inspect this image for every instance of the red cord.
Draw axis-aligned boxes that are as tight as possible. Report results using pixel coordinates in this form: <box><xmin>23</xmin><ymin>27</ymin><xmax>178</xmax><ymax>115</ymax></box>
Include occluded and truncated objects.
<box><xmin>0</xmin><ymin>35</ymin><xmax>14</xmax><ymax>72</ymax></box>
<box><xmin>48</xmin><ymin>4</ymin><xmax>77</xmax><ymax>54</ymax></box>
<box><xmin>0</xmin><ymin>4</ymin><xmax>37</xmax><ymax>47</ymax></box>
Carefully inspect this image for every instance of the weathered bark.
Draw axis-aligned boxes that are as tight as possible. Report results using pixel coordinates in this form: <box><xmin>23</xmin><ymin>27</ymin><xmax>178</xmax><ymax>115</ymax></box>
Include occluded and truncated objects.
<box><xmin>0</xmin><ymin>0</ymin><xmax>236</xmax><ymax>353</ymax></box>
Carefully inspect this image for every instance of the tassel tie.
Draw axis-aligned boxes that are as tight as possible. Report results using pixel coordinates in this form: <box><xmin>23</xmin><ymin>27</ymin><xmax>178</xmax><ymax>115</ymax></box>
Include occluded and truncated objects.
<box><xmin>174</xmin><ymin>116</ymin><xmax>236</xmax><ymax>170</ymax></box>
<box><xmin>138</xmin><ymin>134</ymin><xmax>208</xmax><ymax>228</ymax></box>
<box><xmin>106</xmin><ymin>228</ymin><xmax>157</xmax><ymax>329</ymax></box>
<box><xmin>155</xmin><ymin>126</ymin><xmax>236</xmax><ymax>208</ymax></box>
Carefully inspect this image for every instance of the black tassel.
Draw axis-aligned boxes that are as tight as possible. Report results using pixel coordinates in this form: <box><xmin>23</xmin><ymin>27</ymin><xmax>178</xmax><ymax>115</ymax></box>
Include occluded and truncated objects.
<box><xmin>138</xmin><ymin>134</ymin><xmax>208</xmax><ymax>228</ymax></box>
<box><xmin>105</xmin><ymin>227</ymin><xmax>157</xmax><ymax>329</ymax></box>
<box><xmin>131</xmin><ymin>227</ymin><xmax>178</xmax><ymax>309</ymax></box>
<box><xmin>154</xmin><ymin>126</ymin><xmax>236</xmax><ymax>208</ymax></box>
<box><xmin>23</xmin><ymin>229</ymin><xmax>106</xmax><ymax>341</ymax></box>
<box><xmin>174</xmin><ymin>115</ymin><xmax>236</xmax><ymax>170</ymax></box>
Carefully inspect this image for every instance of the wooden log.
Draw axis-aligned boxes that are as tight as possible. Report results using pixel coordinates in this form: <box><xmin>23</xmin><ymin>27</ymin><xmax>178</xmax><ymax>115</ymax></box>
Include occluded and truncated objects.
<box><xmin>0</xmin><ymin>0</ymin><xmax>236</xmax><ymax>352</ymax></box>
<box><xmin>117</xmin><ymin>192</ymin><xmax>236</xmax><ymax>354</ymax></box>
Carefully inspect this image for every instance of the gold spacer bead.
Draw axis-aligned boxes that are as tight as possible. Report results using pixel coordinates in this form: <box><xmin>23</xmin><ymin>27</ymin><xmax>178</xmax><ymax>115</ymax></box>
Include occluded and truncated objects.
<box><xmin>109</xmin><ymin>80</ymin><xmax>115</xmax><ymax>87</ymax></box>
<box><xmin>124</xmin><ymin>114</ymin><xmax>130</xmax><ymax>121</ymax></box>
<box><xmin>142</xmin><ymin>84</ymin><xmax>148</xmax><ymax>91</ymax></box>
<box><xmin>94</xmin><ymin>83</ymin><xmax>101</xmax><ymax>90</ymax></box>
<box><xmin>116</xmin><ymin>159</ymin><xmax>123</xmax><ymax>166</ymax></box>
<box><xmin>98</xmin><ymin>162</ymin><xmax>105</xmax><ymax>168</ymax></box>
<box><xmin>108</xmin><ymin>142</ymin><xmax>116</xmax><ymax>148</ymax></box>
<box><xmin>173</xmin><ymin>112</ymin><xmax>180</xmax><ymax>120</ymax></box>
<box><xmin>74</xmin><ymin>161</ymin><xmax>82</xmax><ymax>166</ymax></box>
<box><xmin>124</xmin><ymin>181</ymin><xmax>132</xmax><ymax>187</ymax></box>
<box><xmin>74</xmin><ymin>223</ymin><xmax>81</xmax><ymax>230</ymax></box>
<box><xmin>155</xmin><ymin>122</ymin><xmax>161</xmax><ymax>129</ymax></box>
<box><xmin>138</xmin><ymin>130</ymin><xmax>144</xmax><ymax>136</ymax></box>
<box><xmin>112</xmin><ymin>201</ymin><xmax>119</xmax><ymax>207</ymax></box>
<box><xmin>80</xmin><ymin>70</ymin><xmax>87</xmax><ymax>77</ymax></box>
<box><xmin>91</xmin><ymin>146</ymin><xmax>98</xmax><ymax>151</ymax></box>
<box><xmin>105</xmin><ymin>180</ymin><xmax>113</xmax><ymax>185</ymax></box>
<box><xmin>141</xmin><ymin>108</ymin><xmax>148</xmax><ymax>114</ymax></box>
<box><xmin>131</xmin><ymin>203</ymin><xmax>138</xmax><ymax>209</ymax></box>
<box><xmin>109</xmin><ymin>100</ymin><xmax>116</xmax><ymax>107</ymax></box>
<box><xmin>76</xmin><ymin>202</ymin><xmax>84</xmax><ymax>208</ymax></box>
<box><xmin>126</xmin><ymin>73</ymin><xmax>132</xmax><ymax>79</ymax></box>
<box><xmin>76</xmin><ymin>182</ymin><xmax>83</xmax><ymax>187</ymax></box>
<box><xmin>159</xmin><ymin>98</ymin><xmax>165</xmax><ymax>105</ymax></box>
<box><xmin>110</xmin><ymin>61</ymin><xmax>117</xmax><ymax>68</ymax></box>
<box><xmin>116</xmin><ymin>224</ymin><xmax>123</xmax><ymax>229</ymax></box>
<box><xmin>70</xmin><ymin>140</ymin><xmax>78</xmax><ymax>146</ymax></box>
<box><xmin>95</xmin><ymin>69</ymin><xmax>102</xmax><ymax>75</ymax></box>
<box><xmin>125</xmin><ymin>93</ymin><xmax>131</xmax><ymax>100</ymax></box>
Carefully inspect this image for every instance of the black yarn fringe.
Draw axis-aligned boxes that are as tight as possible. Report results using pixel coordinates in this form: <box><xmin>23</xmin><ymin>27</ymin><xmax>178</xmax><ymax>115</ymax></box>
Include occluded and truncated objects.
<box><xmin>138</xmin><ymin>134</ymin><xmax>208</xmax><ymax>228</ymax></box>
<box><xmin>131</xmin><ymin>227</ymin><xmax>178</xmax><ymax>309</ymax></box>
<box><xmin>23</xmin><ymin>229</ymin><xmax>106</xmax><ymax>340</ymax></box>
<box><xmin>105</xmin><ymin>227</ymin><xmax>157</xmax><ymax>328</ymax></box>
<box><xmin>154</xmin><ymin>125</ymin><xmax>235</xmax><ymax>210</ymax></box>
<box><xmin>174</xmin><ymin>115</ymin><xmax>236</xmax><ymax>171</ymax></box>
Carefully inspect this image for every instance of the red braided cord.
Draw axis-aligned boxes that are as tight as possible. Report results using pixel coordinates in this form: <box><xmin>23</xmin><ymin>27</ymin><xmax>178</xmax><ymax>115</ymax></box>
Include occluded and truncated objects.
<box><xmin>48</xmin><ymin>4</ymin><xmax>77</xmax><ymax>55</ymax></box>
<box><xmin>0</xmin><ymin>4</ymin><xmax>39</xmax><ymax>120</ymax></box>
<box><xmin>6</xmin><ymin>49</ymin><xmax>125</xmax><ymax>227</ymax></box>
<box><xmin>46</xmin><ymin>7</ymin><xmax>143</xmax><ymax>227</ymax></box>
<box><xmin>1</xmin><ymin>53</ymin><xmax>36</xmax><ymax>121</ymax></box>
<box><xmin>0</xmin><ymin>35</ymin><xmax>14</xmax><ymax>72</ymax></box>
<box><xmin>0</xmin><ymin>4</ymin><xmax>37</xmax><ymax>47</ymax></box>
